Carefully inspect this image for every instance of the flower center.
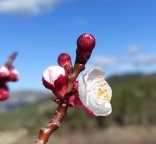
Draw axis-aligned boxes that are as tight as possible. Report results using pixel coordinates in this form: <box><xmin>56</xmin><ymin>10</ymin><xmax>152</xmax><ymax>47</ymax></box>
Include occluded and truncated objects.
<box><xmin>97</xmin><ymin>88</ymin><xmax>110</xmax><ymax>102</ymax></box>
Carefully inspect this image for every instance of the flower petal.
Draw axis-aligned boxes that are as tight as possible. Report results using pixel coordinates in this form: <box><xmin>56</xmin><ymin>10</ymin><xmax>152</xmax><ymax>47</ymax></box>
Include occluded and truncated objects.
<box><xmin>88</xmin><ymin>97</ymin><xmax>112</xmax><ymax>116</ymax></box>
<box><xmin>0</xmin><ymin>66</ymin><xmax>9</xmax><ymax>79</ymax></box>
<box><xmin>78</xmin><ymin>74</ymin><xmax>88</xmax><ymax>105</ymax></box>
<box><xmin>42</xmin><ymin>66</ymin><xmax>65</xmax><ymax>90</ymax></box>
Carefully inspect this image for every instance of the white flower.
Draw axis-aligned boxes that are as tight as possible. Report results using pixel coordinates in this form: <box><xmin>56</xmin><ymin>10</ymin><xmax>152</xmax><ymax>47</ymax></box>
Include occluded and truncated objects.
<box><xmin>78</xmin><ymin>67</ymin><xmax>112</xmax><ymax>116</ymax></box>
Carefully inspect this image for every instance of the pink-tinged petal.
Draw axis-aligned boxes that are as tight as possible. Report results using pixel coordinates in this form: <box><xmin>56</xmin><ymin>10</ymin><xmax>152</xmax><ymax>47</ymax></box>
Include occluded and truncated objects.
<box><xmin>42</xmin><ymin>76</ymin><xmax>54</xmax><ymax>90</ymax></box>
<box><xmin>68</xmin><ymin>93</ymin><xmax>83</xmax><ymax>107</ymax></box>
<box><xmin>0</xmin><ymin>85</ymin><xmax>9</xmax><ymax>101</ymax></box>
<box><xmin>0</xmin><ymin>66</ymin><xmax>9</xmax><ymax>79</ymax></box>
<box><xmin>8</xmin><ymin>67</ymin><xmax>19</xmax><ymax>82</ymax></box>
<box><xmin>42</xmin><ymin>66</ymin><xmax>65</xmax><ymax>90</ymax></box>
<box><xmin>85</xmin><ymin>107</ymin><xmax>95</xmax><ymax>116</ymax></box>
<box><xmin>53</xmin><ymin>75</ymin><xmax>68</xmax><ymax>99</ymax></box>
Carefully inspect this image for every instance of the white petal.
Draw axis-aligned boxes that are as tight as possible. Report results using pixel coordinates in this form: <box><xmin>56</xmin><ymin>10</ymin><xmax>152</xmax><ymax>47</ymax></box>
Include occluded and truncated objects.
<box><xmin>87</xmin><ymin>91</ymin><xmax>112</xmax><ymax>116</ymax></box>
<box><xmin>0</xmin><ymin>66</ymin><xmax>9</xmax><ymax>75</ymax></box>
<box><xmin>85</xmin><ymin>67</ymin><xmax>105</xmax><ymax>84</ymax></box>
<box><xmin>43</xmin><ymin>66</ymin><xmax>65</xmax><ymax>85</ymax></box>
<box><xmin>105</xmin><ymin>81</ymin><xmax>112</xmax><ymax>99</ymax></box>
<box><xmin>78</xmin><ymin>74</ymin><xmax>87</xmax><ymax>105</ymax></box>
<box><xmin>85</xmin><ymin>67</ymin><xmax>106</xmax><ymax>91</ymax></box>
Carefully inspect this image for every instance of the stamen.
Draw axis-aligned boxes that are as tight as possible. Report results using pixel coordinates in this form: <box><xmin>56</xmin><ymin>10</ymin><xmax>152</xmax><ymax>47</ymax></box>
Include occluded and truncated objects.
<box><xmin>97</xmin><ymin>88</ymin><xmax>110</xmax><ymax>102</ymax></box>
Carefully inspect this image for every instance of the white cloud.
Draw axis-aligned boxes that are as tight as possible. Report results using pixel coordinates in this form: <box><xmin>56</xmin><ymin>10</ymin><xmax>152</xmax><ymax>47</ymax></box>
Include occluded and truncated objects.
<box><xmin>0</xmin><ymin>0</ymin><xmax>64</xmax><ymax>15</ymax></box>
<box><xmin>115</xmin><ymin>64</ymin><xmax>136</xmax><ymax>74</ymax></box>
<box><xmin>128</xmin><ymin>45</ymin><xmax>140</xmax><ymax>54</ymax></box>
<box><xmin>133</xmin><ymin>54</ymin><xmax>156</xmax><ymax>66</ymax></box>
<box><xmin>92</xmin><ymin>55</ymin><xmax>117</xmax><ymax>68</ymax></box>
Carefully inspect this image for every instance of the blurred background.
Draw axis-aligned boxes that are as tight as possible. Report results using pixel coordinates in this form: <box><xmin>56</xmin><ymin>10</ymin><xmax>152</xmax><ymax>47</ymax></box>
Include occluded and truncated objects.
<box><xmin>0</xmin><ymin>0</ymin><xmax>156</xmax><ymax>144</ymax></box>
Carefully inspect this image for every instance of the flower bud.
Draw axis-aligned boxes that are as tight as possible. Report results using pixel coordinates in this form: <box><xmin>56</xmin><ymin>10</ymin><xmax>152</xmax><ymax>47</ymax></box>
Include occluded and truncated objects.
<box><xmin>0</xmin><ymin>66</ymin><xmax>9</xmax><ymax>80</ymax></box>
<box><xmin>76</xmin><ymin>33</ymin><xmax>96</xmax><ymax>64</ymax></box>
<box><xmin>58</xmin><ymin>53</ymin><xmax>72</xmax><ymax>67</ymax></box>
<box><xmin>8</xmin><ymin>67</ymin><xmax>19</xmax><ymax>82</ymax></box>
<box><xmin>0</xmin><ymin>85</ymin><xmax>9</xmax><ymax>101</ymax></box>
<box><xmin>77</xmin><ymin>33</ymin><xmax>95</xmax><ymax>52</ymax></box>
<box><xmin>42</xmin><ymin>66</ymin><xmax>68</xmax><ymax>99</ymax></box>
<box><xmin>58</xmin><ymin>53</ymin><xmax>73</xmax><ymax>75</ymax></box>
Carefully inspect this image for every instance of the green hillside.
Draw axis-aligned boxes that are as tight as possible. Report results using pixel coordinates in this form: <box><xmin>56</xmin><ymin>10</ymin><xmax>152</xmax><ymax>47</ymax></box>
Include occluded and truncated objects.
<box><xmin>0</xmin><ymin>73</ymin><xmax>156</xmax><ymax>134</ymax></box>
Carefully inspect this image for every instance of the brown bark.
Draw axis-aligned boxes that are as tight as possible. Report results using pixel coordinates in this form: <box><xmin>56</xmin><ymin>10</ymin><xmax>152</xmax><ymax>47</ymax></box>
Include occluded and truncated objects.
<box><xmin>36</xmin><ymin>103</ymin><xmax>68</xmax><ymax>144</ymax></box>
<box><xmin>36</xmin><ymin>63</ymin><xmax>85</xmax><ymax>144</ymax></box>
<box><xmin>5</xmin><ymin>52</ymin><xmax>18</xmax><ymax>68</ymax></box>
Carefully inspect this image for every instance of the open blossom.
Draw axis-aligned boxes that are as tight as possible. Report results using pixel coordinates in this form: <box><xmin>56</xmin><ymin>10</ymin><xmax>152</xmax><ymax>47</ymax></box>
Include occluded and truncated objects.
<box><xmin>78</xmin><ymin>67</ymin><xmax>112</xmax><ymax>116</ymax></box>
<box><xmin>42</xmin><ymin>66</ymin><xmax>68</xmax><ymax>99</ymax></box>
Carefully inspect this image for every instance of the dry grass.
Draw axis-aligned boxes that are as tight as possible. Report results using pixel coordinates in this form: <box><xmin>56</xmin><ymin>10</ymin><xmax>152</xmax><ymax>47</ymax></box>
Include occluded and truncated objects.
<box><xmin>12</xmin><ymin>126</ymin><xmax>156</xmax><ymax>144</ymax></box>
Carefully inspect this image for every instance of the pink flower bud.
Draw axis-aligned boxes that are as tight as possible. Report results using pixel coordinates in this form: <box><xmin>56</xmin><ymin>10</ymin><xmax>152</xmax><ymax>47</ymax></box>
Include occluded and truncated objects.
<box><xmin>58</xmin><ymin>53</ymin><xmax>73</xmax><ymax>75</ymax></box>
<box><xmin>58</xmin><ymin>53</ymin><xmax>72</xmax><ymax>68</ymax></box>
<box><xmin>8</xmin><ymin>67</ymin><xmax>19</xmax><ymax>82</ymax></box>
<box><xmin>77</xmin><ymin>33</ymin><xmax>95</xmax><ymax>52</ymax></box>
<box><xmin>42</xmin><ymin>66</ymin><xmax>68</xmax><ymax>99</ymax></box>
<box><xmin>0</xmin><ymin>66</ymin><xmax>9</xmax><ymax>80</ymax></box>
<box><xmin>0</xmin><ymin>85</ymin><xmax>9</xmax><ymax>101</ymax></box>
<box><xmin>76</xmin><ymin>33</ymin><xmax>96</xmax><ymax>64</ymax></box>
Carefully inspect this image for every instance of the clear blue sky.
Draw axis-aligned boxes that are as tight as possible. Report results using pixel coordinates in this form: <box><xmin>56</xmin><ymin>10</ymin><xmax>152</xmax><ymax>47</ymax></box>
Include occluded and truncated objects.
<box><xmin>0</xmin><ymin>0</ymin><xmax>156</xmax><ymax>90</ymax></box>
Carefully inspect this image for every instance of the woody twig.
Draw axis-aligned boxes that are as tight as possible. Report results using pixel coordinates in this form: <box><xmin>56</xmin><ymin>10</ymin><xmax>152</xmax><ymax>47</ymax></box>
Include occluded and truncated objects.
<box><xmin>36</xmin><ymin>33</ymin><xmax>95</xmax><ymax>144</ymax></box>
<box><xmin>5</xmin><ymin>52</ymin><xmax>18</xmax><ymax>68</ymax></box>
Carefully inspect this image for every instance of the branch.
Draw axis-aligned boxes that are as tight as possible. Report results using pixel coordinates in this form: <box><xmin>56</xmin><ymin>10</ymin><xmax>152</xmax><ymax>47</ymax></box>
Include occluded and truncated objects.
<box><xmin>36</xmin><ymin>33</ymin><xmax>95</xmax><ymax>143</ymax></box>
<box><xmin>5</xmin><ymin>52</ymin><xmax>18</xmax><ymax>68</ymax></box>
<box><xmin>36</xmin><ymin>63</ymin><xmax>85</xmax><ymax>144</ymax></box>
<box><xmin>36</xmin><ymin>103</ymin><xmax>68</xmax><ymax>144</ymax></box>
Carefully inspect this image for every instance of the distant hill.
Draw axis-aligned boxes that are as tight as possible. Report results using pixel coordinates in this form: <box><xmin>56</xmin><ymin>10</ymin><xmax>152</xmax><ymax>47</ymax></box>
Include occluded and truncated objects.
<box><xmin>107</xmin><ymin>72</ymin><xmax>156</xmax><ymax>125</ymax></box>
<box><xmin>0</xmin><ymin>90</ymin><xmax>52</xmax><ymax>113</ymax></box>
<box><xmin>0</xmin><ymin>72</ymin><xmax>156</xmax><ymax>133</ymax></box>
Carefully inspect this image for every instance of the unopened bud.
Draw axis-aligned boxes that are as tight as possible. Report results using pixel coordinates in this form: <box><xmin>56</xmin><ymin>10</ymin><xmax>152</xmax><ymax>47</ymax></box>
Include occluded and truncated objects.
<box><xmin>76</xmin><ymin>33</ymin><xmax>96</xmax><ymax>64</ymax></box>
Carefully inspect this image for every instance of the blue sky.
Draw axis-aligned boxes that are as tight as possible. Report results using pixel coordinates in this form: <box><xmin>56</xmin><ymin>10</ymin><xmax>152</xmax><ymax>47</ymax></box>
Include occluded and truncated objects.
<box><xmin>0</xmin><ymin>0</ymin><xmax>156</xmax><ymax>90</ymax></box>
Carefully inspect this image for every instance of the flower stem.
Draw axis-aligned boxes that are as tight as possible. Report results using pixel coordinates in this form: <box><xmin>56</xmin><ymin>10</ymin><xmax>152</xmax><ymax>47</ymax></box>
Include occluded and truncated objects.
<box><xmin>36</xmin><ymin>62</ymin><xmax>85</xmax><ymax>143</ymax></box>
<box><xmin>5</xmin><ymin>52</ymin><xmax>18</xmax><ymax>68</ymax></box>
<box><xmin>36</xmin><ymin>103</ymin><xmax>68</xmax><ymax>144</ymax></box>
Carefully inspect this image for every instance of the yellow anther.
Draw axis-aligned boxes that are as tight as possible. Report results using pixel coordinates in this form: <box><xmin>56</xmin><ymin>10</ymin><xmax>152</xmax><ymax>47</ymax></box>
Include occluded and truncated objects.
<box><xmin>97</xmin><ymin>88</ymin><xmax>110</xmax><ymax>102</ymax></box>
